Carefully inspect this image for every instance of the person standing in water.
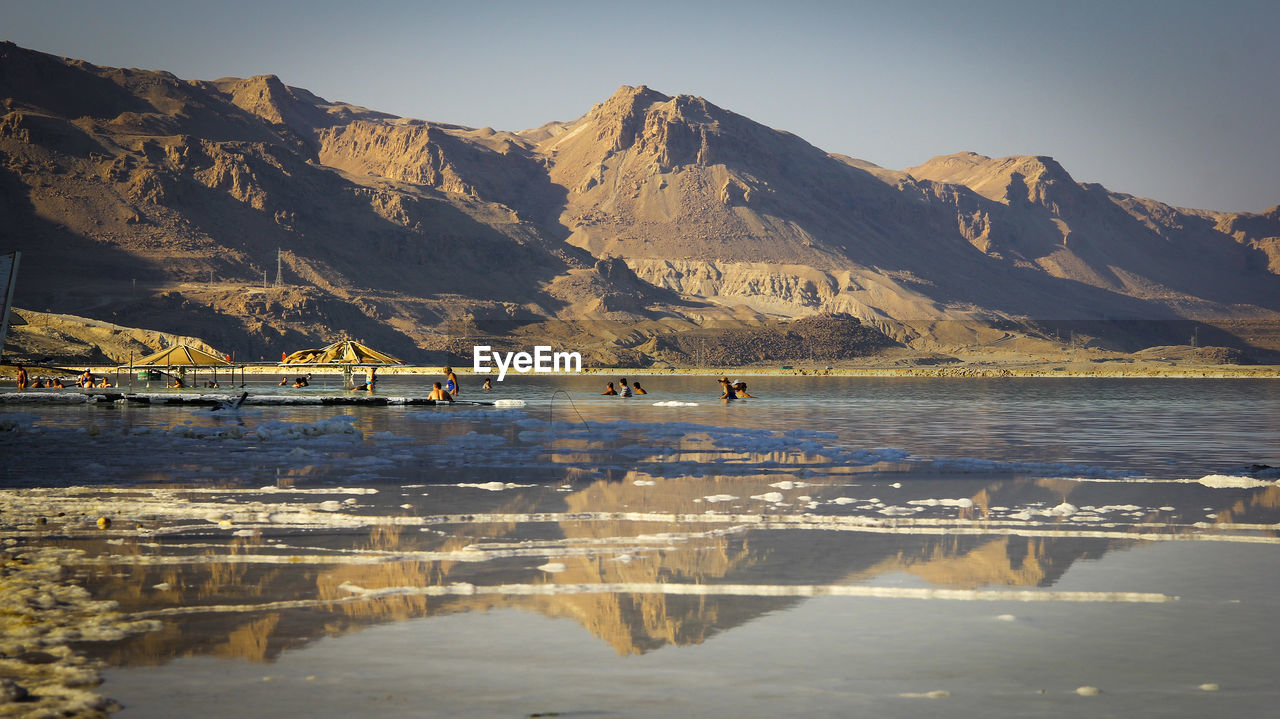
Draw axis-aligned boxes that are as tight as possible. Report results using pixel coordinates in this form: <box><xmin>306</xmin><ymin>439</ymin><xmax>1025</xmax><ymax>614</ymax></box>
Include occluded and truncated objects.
<box><xmin>619</xmin><ymin>377</ymin><xmax>632</xmax><ymax>397</ymax></box>
<box><xmin>15</xmin><ymin>365</ymin><xmax>27</xmax><ymax>390</ymax></box>
<box><xmin>718</xmin><ymin>377</ymin><xmax>737</xmax><ymax>402</ymax></box>
<box><xmin>444</xmin><ymin>366</ymin><xmax>459</xmax><ymax>397</ymax></box>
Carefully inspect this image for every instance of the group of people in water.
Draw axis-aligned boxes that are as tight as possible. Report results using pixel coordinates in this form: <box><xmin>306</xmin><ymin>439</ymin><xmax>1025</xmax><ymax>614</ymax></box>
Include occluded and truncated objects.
<box><xmin>718</xmin><ymin>377</ymin><xmax>754</xmax><ymax>401</ymax></box>
<box><xmin>601</xmin><ymin>377</ymin><xmax>647</xmax><ymax>396</ymax></box>
<box><xmin>600</xmin><ymin>376</ymin><xmax>754</xmax><ymax>402</ymax></box>
<box><xmin>10</xmin><ymin>366</ymin><xmax>112</xmax><ymax>390</ymax></box>
<box><xmin>9</xmin><ymin>363</ymin><xmax>759</xmax><ymax>403</ymax></box>
<box><xmin>277</xmin><ymin>373</ymin><xmax>313</xmax><ymax>388</ymax></box>
<box><xmin>425</xmin><ymin>366</ymin><xmax>461</xmax><ymax>402</ymax></box>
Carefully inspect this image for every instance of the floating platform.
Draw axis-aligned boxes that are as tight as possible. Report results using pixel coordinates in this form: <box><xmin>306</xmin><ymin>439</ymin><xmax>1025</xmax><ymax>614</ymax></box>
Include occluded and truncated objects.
<box><xmin>0</xmin><ymin>391</ymin><xmax>494</xmax><ymax>407</ymax></box>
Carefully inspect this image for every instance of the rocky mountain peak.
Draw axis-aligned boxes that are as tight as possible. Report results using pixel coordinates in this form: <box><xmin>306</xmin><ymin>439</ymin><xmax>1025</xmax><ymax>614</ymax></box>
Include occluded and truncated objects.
<box><xmin>214</xmin><ymin>74</ymin><xmax>293</xmax><ymax>124</ymax></box>
<box><xmin>587</xmin><ymin>84</ymin><xmax>671</xmax><ymax>152</ymax></box>
<box><xmin>909</xmin><ymin>152</ymin><xmax>1081</xmax><ymax>208</ymax></box>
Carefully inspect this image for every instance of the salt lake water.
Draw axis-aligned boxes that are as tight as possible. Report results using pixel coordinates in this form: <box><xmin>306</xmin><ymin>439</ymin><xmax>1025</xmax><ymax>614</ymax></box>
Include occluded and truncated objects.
<box><xmin>2</xmin><ymin>375</ymin><xmax>1278</xmax><ymax>717</ymax></box>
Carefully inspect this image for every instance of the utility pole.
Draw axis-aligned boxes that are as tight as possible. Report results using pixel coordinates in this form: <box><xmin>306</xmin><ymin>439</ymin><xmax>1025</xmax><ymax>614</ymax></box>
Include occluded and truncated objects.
<box><xmin>274</xmin><ymin>248</ymin><xmax>283</xmax><ymax>288</ymax></box>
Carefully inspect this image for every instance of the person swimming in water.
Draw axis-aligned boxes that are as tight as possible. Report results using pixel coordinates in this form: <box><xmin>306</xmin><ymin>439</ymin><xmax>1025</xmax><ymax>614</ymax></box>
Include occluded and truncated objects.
<box><xmin>619</xmin><ymin>377</ymin><xmax>632</xmax><ymax>397</ymax></box>
<box><xmin>632</xmin><ymin>381</ymin><xmax>647</xmax><ymax>395</ymax></box>
<box><xmin>602</xmin><ymin>382</ymin><xmax>617</xmax><ymax>395</ymax></box>
<box><xmin>733</xmin><ymin>381</ymin><xmax>755</xmax><ymax>398</ymax></box>
<box><xmin>718</xmin><ymin>377</ymin><xmax>737</xmax><ymax>402</ymax></box>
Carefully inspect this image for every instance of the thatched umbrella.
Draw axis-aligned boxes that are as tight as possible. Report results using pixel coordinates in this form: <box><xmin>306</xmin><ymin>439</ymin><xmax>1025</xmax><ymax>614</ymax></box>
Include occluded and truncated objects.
<box><xmin>281</xmin><ymin>340</ymin><xmax>404</xmax><ymax>387</ymax></box>
<box><xmin>121</xmin><ymin>344</ymin><xmax>241</xmax><ymax>388</ymax></box>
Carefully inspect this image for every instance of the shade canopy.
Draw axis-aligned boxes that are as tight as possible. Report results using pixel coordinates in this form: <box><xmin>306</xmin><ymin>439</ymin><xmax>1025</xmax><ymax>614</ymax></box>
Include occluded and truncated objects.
<box><xmin>126</xmin><ymin>344</ymin><xmax>233</xmax><ymax>368</ymax></box>
<box><xmin>281</xmin><ymin>340</ymin><xmax>404</xmax><ymax>366</ymax></box>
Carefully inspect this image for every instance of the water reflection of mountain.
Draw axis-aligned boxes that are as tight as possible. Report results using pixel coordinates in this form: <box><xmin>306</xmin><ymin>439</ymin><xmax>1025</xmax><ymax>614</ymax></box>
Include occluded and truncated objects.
<box><xmin>77</xmin><ymin>475</ymin><xmax>1279</xmax><ymax>666</ymax></box>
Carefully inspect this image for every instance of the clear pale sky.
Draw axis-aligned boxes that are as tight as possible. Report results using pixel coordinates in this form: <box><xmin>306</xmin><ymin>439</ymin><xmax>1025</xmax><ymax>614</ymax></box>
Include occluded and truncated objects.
<box><xmin>6</xmin><ymin>0</ymin><xmax>1278</xmax><ymax>212</ymax></box>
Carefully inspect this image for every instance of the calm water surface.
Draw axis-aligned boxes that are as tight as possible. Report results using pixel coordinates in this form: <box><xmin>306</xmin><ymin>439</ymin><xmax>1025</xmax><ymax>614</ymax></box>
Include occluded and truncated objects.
<box><xmin>1</xmin><ymin>375</ymin><xmax>1277</xmax><ymax>717</ymax></box>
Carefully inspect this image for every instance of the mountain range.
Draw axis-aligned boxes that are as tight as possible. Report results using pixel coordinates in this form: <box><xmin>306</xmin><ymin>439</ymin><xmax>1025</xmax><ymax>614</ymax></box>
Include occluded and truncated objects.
<box><xmin>2</xmin><ymin>41</ymin><xmax>1277</xmax><ymax>364</ymax></box>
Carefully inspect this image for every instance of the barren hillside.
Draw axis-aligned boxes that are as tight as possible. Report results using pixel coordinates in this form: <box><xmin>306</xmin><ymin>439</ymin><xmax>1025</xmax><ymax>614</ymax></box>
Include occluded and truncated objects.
<box><xmin>1</xmin><ymin>43</ymin><xmax>1277</xmax><ymax>364</ymax></box>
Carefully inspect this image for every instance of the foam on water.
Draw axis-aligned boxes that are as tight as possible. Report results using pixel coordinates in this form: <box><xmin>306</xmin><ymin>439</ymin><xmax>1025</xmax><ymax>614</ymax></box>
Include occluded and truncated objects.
<box><xmin>0</xmin><ymin>546</ymin><xmax>161</xmax><ymax>715</ymax></box>
<box><xmin>1195</xmin><ymin>474</ymin><xmax>1277</xmax><ymax>489</ymax></box>
<box><xmin>4</xmin><ymin>379</ymin><xmax>1278</xmax><ymax>717</ymax></box>
<box><xmin>227</xmin><ymin>580</ymin><xmax>1179</xmax><ymax>605</ymax></box>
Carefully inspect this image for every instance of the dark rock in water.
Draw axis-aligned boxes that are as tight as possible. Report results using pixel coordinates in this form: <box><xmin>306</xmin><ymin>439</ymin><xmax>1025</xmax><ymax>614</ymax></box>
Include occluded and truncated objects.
<box><xmin>17</xmin><ymin>650</ymin><xmax>59</xmax><ymax>665</ymax></box>
<box><xmin>0</xmin><ymin>678</ymin><xmax>31</xmax><ymax>702</ymax></box>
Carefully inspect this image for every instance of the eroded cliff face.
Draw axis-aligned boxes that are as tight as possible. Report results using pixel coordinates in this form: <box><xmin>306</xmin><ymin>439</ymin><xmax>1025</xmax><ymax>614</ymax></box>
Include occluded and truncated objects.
<box><xmin>622</xmin><ymin>258</ymin><xmax>947</xmax><ymax>322</ymax></box>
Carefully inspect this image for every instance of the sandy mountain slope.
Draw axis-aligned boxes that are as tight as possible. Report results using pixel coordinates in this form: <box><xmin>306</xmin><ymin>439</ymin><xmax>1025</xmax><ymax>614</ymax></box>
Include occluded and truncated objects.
<box><xmin>525</xmin><ymin>87</ymin><xmax>1279</xmax><ymax>351</ymax></box>
<box><xmin>0</xmin><ymin>43</ymin><xmax>707</xmax><ymax>363</ymax></box>
<box><xmin>905</xmin><ymin>152</ymin><xmax>1280</xmax><ymax>309</ymax></box>
<box><xmin>1</xmin><ymin>42</ymin><xmax>1277</xmax><ymax>362</ymax></box>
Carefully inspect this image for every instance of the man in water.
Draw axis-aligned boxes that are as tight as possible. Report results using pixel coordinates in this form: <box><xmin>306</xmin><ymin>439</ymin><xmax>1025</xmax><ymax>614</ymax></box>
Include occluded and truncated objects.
<box><xmin>428</xmin><ymin>381</ymin><xmax>454</xmax><ymax>403</ymax></box>
<box><xmin>619</xmin><ymin>377</ymin><xmax>632</xmax><ymax>397</ymax></box>
<box><xmin>15</xmin><ymin>365</ymin><xmax>27</xmax><ymax>390</ymax></box>
<box><xmin>602</xmin><ymin>382</ymin><xmax>617</xmax><ymax>395</ymax></box>
<box><xmin>632</xmin><ymin>381</ymin><xmax>647</xmax><ymax>395</ymax></box>
<box><xmin>733</xmin><ymin>381</ymin><xmax>755</xmax><ymax>398</ymax></box>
